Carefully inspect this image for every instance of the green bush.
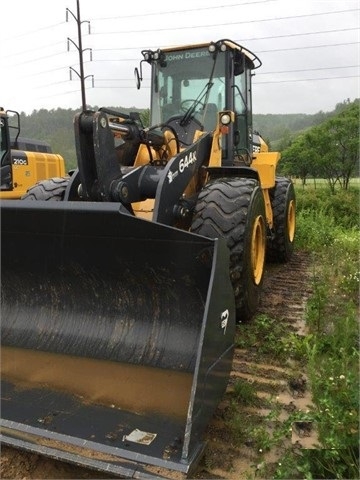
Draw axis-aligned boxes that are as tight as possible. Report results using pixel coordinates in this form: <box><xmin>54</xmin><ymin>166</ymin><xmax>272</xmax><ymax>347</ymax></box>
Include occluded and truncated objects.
<box><xmin>295</xmin><ymin>186</ymin><xmax>359</xmax><ymax>229</ymax></box>
<box><xmin>295</xmin><ymin>208</ymin><xmax>339</xmax><ymax>251</ymax></box>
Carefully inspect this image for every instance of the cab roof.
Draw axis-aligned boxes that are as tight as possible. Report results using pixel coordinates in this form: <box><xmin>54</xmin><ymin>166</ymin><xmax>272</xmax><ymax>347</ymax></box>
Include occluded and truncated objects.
<box><xmin>161</xmin><ymin>39</ymin><xmax>262</xmax><ymax>70</ymax></box>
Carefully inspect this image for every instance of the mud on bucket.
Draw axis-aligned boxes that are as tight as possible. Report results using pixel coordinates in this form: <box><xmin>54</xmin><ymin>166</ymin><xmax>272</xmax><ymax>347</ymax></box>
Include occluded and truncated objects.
<box><xmin>1</xmin><ymin>200</ymin><xmax>235</xmax><ymax>478</ymax></box>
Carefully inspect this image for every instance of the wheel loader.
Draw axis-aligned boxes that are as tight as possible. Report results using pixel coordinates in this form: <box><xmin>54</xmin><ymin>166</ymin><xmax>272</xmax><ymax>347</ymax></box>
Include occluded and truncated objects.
<box><xmin>0</xmin><ymin>108</ymin><xmax>66</xmax><ymax>198</ymax></box>
<box><xmin>1</xmin><ymin>39</ymin><xmax>296</xmax><ymax>478</ymax></box>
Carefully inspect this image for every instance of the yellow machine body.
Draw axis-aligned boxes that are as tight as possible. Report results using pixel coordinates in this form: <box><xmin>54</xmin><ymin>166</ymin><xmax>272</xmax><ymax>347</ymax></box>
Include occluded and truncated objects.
<box><xmin>0</xmin><ymin>150</ymin><xmax>66</xmax><ymax>199</ymax></box>
<box><xmin>130</xmin><ymin>114</ymin><xmax>279</xmax><ymax>228</ymax></box>
<box><xmin>0</xmin><ymin>108</ymin><xmax>66</xmax><ymax>199</ymax></box>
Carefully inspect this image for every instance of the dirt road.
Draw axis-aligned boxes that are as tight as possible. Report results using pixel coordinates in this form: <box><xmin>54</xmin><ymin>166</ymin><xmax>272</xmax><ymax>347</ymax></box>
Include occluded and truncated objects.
<box><xmin>1</xmin><ymin>251</ymin><xmax>313</xmax><ymax>479</ymax></box>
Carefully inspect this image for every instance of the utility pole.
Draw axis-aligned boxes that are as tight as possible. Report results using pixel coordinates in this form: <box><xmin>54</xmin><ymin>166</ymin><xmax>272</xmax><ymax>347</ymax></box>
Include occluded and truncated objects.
<box><xmin>66</xmin><ymin>0</ymin><xmax>93</xmax><ymax>111</ymax></box>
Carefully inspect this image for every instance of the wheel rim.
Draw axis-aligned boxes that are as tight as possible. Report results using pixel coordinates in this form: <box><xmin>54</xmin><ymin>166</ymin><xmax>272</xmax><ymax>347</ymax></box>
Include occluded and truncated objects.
<box><xmin>251</xmin><ymin>215</ymin><xmax>266</xmax><ymax>285</ymax></box>
<box><xmin>287</xmin><ymin>199</ymin><xmax>296</xmax><ymax>242</ymax></box>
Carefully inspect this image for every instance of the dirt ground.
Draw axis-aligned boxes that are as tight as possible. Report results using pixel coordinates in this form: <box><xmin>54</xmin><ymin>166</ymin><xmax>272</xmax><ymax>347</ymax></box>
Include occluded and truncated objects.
<box><xmin>0</xmin><ymin>251</ymin><xmax>314</xmax><ymax>480</ymax></box>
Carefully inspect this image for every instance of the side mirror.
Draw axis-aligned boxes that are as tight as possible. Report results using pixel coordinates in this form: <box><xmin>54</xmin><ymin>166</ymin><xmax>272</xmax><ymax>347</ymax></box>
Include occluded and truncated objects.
<box><xmin>134</xmin><ymin>67</ymin><xmax>141</xmax><ymax>90</ymax></box>
<box><xmin>234</xmin><ymin>51</ymin><xmax>245</xmax><ymax>76</ymax></box>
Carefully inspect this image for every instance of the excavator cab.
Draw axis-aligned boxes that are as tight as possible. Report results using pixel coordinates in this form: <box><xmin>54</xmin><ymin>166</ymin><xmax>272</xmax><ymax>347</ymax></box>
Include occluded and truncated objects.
<box><xmin>0</xmin><ymin>108</ymin><xmax>12</xmax><ymax>188</ymax></box>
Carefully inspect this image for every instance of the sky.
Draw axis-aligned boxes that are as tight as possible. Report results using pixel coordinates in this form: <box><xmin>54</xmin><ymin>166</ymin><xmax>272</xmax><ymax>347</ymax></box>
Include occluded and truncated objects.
<box><xmin>1</xmin><ymin>0</ymin><xmax>359</xmax><ymax>115</ymax></box>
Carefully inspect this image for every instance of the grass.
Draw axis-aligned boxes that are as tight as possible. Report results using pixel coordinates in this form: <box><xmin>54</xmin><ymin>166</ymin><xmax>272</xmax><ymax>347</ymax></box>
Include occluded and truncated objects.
<box><xmin>226</xmin><ymin>185</ymin><xmax>359</xmax><ymax>479</ymax></box>
<box><xmin>274</xmin><ymin>185</ymin><xmax>359</xmax><ymax>479</ymax></box>
<box><xmin>292</xmin><ymin>177</ymin><xmax>360</xmax><ymax>190</ymax></box>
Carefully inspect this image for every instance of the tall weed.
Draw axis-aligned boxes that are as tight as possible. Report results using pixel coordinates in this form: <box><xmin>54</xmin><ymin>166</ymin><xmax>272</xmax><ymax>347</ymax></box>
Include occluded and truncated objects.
<box><xmin>295</xmin><ymin>208</ymin><xmax>340</xmax><ymax>251</ymax></box>
<box><xmin>274</xmin><ymin>185</ymin><xmax>360</xmax><ymax>479</ymax></box>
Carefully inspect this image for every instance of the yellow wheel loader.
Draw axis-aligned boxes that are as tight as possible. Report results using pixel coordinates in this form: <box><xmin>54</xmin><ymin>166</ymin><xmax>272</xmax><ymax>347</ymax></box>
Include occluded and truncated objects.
<box><xmin>1</xmin><ymin>40</ymin><xmax>296</xmax><ymax>478</ymax></box>
<box><xmin>0</xmin><ymin>108</ymin><xmax>66</xmax><ymax>198</ymax></box>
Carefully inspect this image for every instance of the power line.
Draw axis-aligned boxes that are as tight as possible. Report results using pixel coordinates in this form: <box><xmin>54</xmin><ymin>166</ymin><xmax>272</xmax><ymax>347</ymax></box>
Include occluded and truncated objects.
<box><xmin>7</xmin><ymin>38</ymin><xmax>359</xmax><ymax>69</ymax></box>
<box><xmin>23</xmin><ymin>72</ymin><xmax>360</xmax><ymax>108</ymax></box>
<box><xmin>1</xmin><ymin>40</ymin><xmax>66</xmax><ymax>59</ymax></box>
<box><xmin>93</xmin><ymin>85</ymin><xmax>150</xmax><ymax>89</ymax></box>
<box><xmin>13</xmin><ymin>61</ymin><xmax>92</xmax><ymax>79</ymax></box>
<box><xmin>93</xmin><ymin>0</ymin><xmax>276</xmax><ymax>21</ymax></box>
<box><xmin>33</xmin><ymin>80</ymin><xmax>76</xmax><ymax>90</ymax></box>
<box><xmin>92</xmin><ymin>65</ymin><xmax>359</xmax><ymax>83</ymax></box>
<box><xmin>94</xmin><ymin>78</ymin><xmax>136</xmax><ymax>82</ymax></box>
<box><xmin>27</xmin><ymin>71</ymin><xmax>358</xmax><ymax>107</ymax></box>
<box><xmin>10</xmin><ymin>50</ymin><xmax>70</xmax><ymax>66</ymax></box>
<box><xmin>14</xmin><ymin>44</ymin><xmax>359</xmax><ymax>80</ymax></box>
<box><xmin>8</xmin><ymin>3</ymin><xmax>354</xmax><ymax>43</ymax></box>
<box><xmin>90</xmin><ymin>74</ymin><xmax>359</xmax><ymax>89</ymax></box>
<box><xmin>3</xmin><ymin>8</ymin><xmax>358</xmax><ymax>69</ymax></box>
<box><xmin>92</xmin><ymin>9</ymin><xmax>359</xmax><ymax>35</ymax></box>
<box><xmin>4</xmin><ymin>24</ymin><xmax>357</xmax><ymax>65</ymax></box>
<box><xmin>93</xmin><ymin>27</ymin><xmax>358</xmax><ymax>53</ymax></box>
<box><xmin>87</xmin><ymin>41</ymin><xmax>360</xmax><ymax>63</ymax></box>
<box><xmin>257</xmin><ymin>65</ymin><xmax>360</xmax><ymax>75</ymax></box>
<box><xmin>7</xmin><ymin>21</ymin><xmax>67</xmax><ymax>40</ymax></box>
<box><xmin>254</xmin><ymin>75</ymin><xmax>359</xmax><ymax>84</ymax></box>
<box><xmin>5</xmin><ymin>2</ymin><xmax>359</xmax><ymax>96</ymax></box>
<box><xmin>42</xmin><ymin>65</ymin><xmax>358</xmax><ymax>88</ymax></box>
<box><xmin>257</xmin><ymin>41</ymin><xmax>359</xmax><ymax>53</ymax></box>
<box><xmin>37</xmin><ymin>88</ymin><xmax>82</xmax><ymax>100</ymax></box>
<box><xmin>240</xmin><ymin>27</ymin><xmax>360</xmax><ymax>43</ymax></box>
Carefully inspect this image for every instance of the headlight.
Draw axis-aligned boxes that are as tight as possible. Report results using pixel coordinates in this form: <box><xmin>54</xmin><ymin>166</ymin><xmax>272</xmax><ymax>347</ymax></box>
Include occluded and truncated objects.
<box><xmin>220</xmin><ymin>113</ymin><xmax>231</xmax><ymax>125</ymax></box>
<box><xmin>208</xmin><ymin>43</ymin><xmax>216</xmax><ymax>53</ymax></box>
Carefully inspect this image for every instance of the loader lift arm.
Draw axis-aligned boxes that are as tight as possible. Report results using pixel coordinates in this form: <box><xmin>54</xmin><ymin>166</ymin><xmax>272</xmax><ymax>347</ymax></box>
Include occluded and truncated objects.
<box><xmin>73</xmin><ymin>109</ymin><xmax>212</xmax><ymax>225</ymax></box>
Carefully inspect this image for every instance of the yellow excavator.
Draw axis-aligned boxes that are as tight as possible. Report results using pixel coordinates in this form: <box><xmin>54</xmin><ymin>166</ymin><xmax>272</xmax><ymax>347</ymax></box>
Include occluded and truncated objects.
<box><xmin>1</xmin><ymin>39</ymin><xmax>296</xmax><ymax>478</ymax></box>
<box><xmin>0</xmin><ymin>108</ymin><xmax>65</xmax><ymax>198</ymax></box>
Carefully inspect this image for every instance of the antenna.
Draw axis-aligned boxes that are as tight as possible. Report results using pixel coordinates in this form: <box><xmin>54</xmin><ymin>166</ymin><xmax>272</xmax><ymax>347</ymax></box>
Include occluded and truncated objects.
<box><xmin>66</xmin><ymin>0</ymin><xmax>93</xmax><ymax>111</ymax></box>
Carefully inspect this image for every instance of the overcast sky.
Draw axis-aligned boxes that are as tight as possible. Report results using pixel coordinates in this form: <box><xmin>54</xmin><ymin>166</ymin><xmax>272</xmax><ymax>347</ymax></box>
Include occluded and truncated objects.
<box><xmin>1</xmin><ymin>0</ymin><xmax>359</xmax><ymax>115</ymax></box>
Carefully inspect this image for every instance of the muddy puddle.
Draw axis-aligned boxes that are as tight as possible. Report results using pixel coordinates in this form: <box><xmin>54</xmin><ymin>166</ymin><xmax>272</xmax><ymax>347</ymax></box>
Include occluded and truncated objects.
<box><xmin>1</xmin><ymin>346</ymin><xmax>192</xmax><ymax>418</ymax></box>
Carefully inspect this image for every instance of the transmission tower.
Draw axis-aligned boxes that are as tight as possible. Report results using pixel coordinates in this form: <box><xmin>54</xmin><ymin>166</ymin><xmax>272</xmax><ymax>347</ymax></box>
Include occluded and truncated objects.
<box><xmin>66</xmin><ymin>0</ymin><xmax>93</xmax><ymax>111</ymax></box>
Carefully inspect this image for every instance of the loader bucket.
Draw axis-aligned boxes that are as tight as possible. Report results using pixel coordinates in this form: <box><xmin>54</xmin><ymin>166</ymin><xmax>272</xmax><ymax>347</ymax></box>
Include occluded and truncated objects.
<box><xmin>0</xmin><ymin>200</ymin><xmax>235</xmax><ymax>479</ymax></box>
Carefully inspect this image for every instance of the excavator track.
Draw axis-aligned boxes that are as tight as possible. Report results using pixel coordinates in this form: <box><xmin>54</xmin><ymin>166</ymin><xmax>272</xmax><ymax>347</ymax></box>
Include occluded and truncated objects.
<box><xmin>0</xmin><ymin>251</ymin><xmax>314</xmax><ymax>480</ymax></box>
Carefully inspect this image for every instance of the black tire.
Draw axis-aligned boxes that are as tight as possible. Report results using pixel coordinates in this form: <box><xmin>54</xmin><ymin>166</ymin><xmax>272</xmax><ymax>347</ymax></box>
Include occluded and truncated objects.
<box><xmin>191</xmin><ymin>177</ymin><xmax>266</xmax><ymax>322</ymax></box>
<box><xmin>267</xmin><ymin>177</ymin><xmax>296</xmax><ymax>263</ymax></box>
<box><xmin>21</xmin><ymin>177</ymin><xmax>69</xmax><ymax>201</ymax></box>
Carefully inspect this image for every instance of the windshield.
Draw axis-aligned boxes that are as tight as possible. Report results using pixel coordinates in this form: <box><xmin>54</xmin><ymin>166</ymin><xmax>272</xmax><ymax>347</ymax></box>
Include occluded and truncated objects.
<box><xmin>151</xmin><ymin>46</ymin><xmax>226</xmax><ymax>128</ymax></box>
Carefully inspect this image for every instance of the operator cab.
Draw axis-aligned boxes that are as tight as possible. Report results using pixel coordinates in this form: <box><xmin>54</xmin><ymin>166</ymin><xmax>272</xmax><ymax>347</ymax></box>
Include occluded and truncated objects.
<box><xmin>0</xmin><ymin>109</ymin><xmax>12</xmax><ymax>189</ymax></box>
<box><xmin>135</xmin><ymin>39</ymin><xmax>261</xmax><ymax>165</ymax></box>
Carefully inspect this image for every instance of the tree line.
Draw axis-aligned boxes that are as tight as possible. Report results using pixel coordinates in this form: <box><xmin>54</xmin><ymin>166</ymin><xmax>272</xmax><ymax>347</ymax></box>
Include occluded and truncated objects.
<box><xmin>279</xmin><ymin>99</ymin><xmax>359</xmax><ymax>191</ymax></box>
<box><xmin>14</xmin><ymin>100</ymin><xmax>359</xmax><ymax>187</ymax></box>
